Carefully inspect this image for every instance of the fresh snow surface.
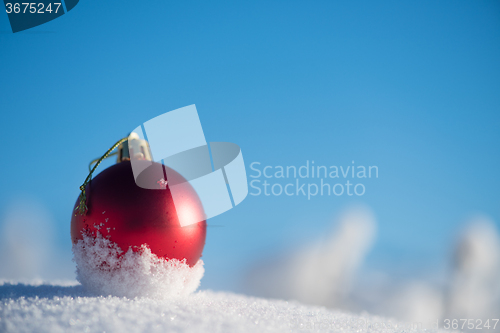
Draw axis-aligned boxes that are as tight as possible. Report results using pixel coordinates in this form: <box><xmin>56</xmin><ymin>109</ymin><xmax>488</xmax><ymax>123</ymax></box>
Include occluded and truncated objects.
<box><xmin>1</xmin><ymin>282</ymin><xmax>446</xmax><ymax>333</ymax></box>
<box><xmin>0</xmin><ymin>229</ymin><xmax>449</xmax><ymax>333</ymax></box>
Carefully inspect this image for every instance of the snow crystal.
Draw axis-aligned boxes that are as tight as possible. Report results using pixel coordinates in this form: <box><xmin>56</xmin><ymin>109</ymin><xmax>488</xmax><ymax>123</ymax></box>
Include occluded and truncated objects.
<box><xmin>0</xmin><ymin>283</ymin><xmax>447</xmax><ymax>333</ymax></box>
<box><xmin>72</xmin><ymin>232</ymin><xmax>204</xmax><ymax>299</ymax></box>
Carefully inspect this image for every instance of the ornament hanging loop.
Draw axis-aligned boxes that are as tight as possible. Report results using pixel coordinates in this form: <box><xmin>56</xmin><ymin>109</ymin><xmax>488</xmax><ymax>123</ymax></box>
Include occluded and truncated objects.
<box><xmin>76</xmin><ymin>137</ymin><xmax>128</xmax><ymax>215</ymax></box>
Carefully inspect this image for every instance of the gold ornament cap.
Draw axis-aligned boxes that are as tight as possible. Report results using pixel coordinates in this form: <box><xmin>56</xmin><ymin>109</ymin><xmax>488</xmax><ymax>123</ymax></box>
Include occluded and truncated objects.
<box><xmin>117</xmin><ymin>132</ymin><xmax>153</xmax><ymax>162</ymax></box>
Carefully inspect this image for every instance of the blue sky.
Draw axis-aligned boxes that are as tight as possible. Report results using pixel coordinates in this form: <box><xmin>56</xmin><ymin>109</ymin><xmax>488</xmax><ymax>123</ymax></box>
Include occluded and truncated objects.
<box><xmin>1</xmin><ymin>0</ymin><xmax>499</xmax><ymax>290</ymax></box>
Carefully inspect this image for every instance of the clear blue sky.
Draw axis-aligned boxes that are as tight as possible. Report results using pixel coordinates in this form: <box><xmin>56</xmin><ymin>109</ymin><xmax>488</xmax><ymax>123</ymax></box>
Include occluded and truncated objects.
<box><xmin>1</xmin><ymin>0</ymin><xmax>499</xmax><ymax>290</ymax></box>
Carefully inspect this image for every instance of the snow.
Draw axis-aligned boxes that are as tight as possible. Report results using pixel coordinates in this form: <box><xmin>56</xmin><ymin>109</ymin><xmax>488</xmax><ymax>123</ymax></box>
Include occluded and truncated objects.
<box><xmin>446</xmin><ymin>218</ymin><xmax>500</xmax><ymax>319</ymax></box>
<box><xmin>0</xmin><ymin>223</ymin><xmax>448</xmax><ymax>333</ymax></box>
<box><xmin>245</xmin><ymin>207</ymin><xmax>376</xmax><ymax>308</ymax></box>
<box><xmin>0</xmin><ymin>281</ymin><xmax>445</xmax><ymax>333</ymax></box>
<box><xmin>1</xmin><ymin>210</ymin><xmax>497</xmax><ymax>332</ymax></box>
<box><xmin>244</xmin><ymin>210</ymin><xmax>500</xmax><ymax>324</ymax></box>
<box><xmin>73</xmin><ymin>232</ymin><xmax>204</xmax><ymax>299</ymax></box>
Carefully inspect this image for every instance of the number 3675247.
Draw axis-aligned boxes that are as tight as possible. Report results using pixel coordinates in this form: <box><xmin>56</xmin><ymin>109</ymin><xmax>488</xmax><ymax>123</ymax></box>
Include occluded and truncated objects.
<box><xmin>5</xmin><ymin>3</ymin><xmax>62</xmax><ymax>14</ymax></box>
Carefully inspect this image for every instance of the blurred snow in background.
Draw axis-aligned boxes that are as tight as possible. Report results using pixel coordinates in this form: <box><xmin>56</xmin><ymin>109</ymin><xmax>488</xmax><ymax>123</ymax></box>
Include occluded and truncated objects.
<box><xmin>0</xmin><ymin>199</ymin><xmax>53</xmax><ymax>279</ymax></box>
<box><xmin>0</xmin><ymin>199</ymin><xmax>74</xmax><ymax>281</ymax></box>
<box><xmin>446</xmin><ymin>217</ymin><xmax>500</xmax><ymax>320</ymax></box>
<box><xmin>244</xmin><ymin>206</ymin><xmax>376</xmax><ymax>308</ymax></box>
<box><xmin>244</xmin><ymin>207</ymin><xmax>500</xmax><ymax>327</ymax></box>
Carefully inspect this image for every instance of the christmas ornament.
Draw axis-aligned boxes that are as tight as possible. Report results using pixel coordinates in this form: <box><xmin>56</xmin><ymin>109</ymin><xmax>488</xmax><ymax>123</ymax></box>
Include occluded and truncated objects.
<box><xmin>71</xmin><ymin>135</ymin><xmax>207</xmax><ymax>267</ymax></box>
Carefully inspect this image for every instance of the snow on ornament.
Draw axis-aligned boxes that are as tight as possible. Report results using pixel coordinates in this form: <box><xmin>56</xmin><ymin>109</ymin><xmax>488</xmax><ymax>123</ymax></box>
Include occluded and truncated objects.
<box><xmin>71</xmin><ymin>105</ymin><xmax>248</xmax><ymax>298</ymax></box>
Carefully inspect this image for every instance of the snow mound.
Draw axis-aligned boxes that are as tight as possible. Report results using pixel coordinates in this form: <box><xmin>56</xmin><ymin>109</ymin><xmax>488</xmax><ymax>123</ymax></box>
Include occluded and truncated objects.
<box><xmin>72</xmin><ymin>232</ymin><xmax>204</xmax><ymax>299</ymax></box>
<box><xmin>0</xmin><ymin>282</ymin><xmax>446</xmax><ymax>333</ymax></box>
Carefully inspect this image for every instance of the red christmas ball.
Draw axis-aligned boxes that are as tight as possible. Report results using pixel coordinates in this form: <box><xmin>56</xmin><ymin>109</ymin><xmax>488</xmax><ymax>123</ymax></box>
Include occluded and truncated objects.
<box><xmin>71</xmin><ymin>160</ymin><xmax>206</xmax><ymax>267</ymax></box>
